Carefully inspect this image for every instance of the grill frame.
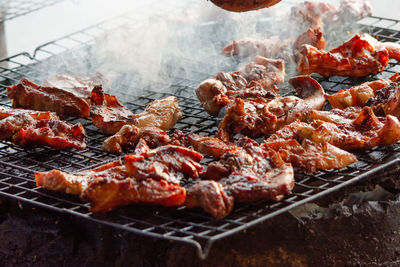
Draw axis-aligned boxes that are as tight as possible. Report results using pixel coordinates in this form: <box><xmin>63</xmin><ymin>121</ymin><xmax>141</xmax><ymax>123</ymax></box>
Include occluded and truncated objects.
<box><xmin>0</xmin><ymin>0</ymin><xmax>63</xmax><ymax>23</ymax></box>
<box><xmin>0</xmin><ymin>12</ymin><xmax>400</xmax><ymax>259</ymax></box>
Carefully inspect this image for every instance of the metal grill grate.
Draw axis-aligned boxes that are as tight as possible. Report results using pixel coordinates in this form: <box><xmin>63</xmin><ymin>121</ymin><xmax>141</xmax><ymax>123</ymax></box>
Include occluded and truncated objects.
<box><xmin>0</xmin><ymin>14</ymin><xmax>400</xmax><ymax>259</ymax></box>
<box><xmin>0</xmin><ymin>0</ymin><xmax>63</xmax><ymax>23</ymax></box>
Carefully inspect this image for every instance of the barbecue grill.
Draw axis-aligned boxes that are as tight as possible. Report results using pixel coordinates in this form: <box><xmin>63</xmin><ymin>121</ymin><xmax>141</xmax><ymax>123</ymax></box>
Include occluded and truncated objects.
<box><xmin>0</xmin><ymin>0</ymin><xmax>63</xmax><ymax>23</ymax></box>
<box><xmin>0</xmin><ymin>3</ymin><xmax>400</xmax><ymax>260</ymax></box>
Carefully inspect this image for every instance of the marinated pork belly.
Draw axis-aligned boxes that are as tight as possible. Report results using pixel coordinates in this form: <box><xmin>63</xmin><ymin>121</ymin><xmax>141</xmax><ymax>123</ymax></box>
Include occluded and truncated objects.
<box><xmin>7</xmin><ymin>78</ymin><xmax>91</xmax><ymax>119</ymax></box>
<box><xmin>367</xmin><ymin>82</ymin><xmax>400</xmax><ymax>118</ymax></box>
<box><xmin>36</xmin><ymin>142</ymin><xmax>204</xmax><ymax>212</ymax></box>
<box><xmin>217</xmin><ymin>75</ymin><xmax>325</xmax><ymax>142</ymax></box>
<box><xmin>305</xmin><ymin>107</ymin><xmax>400</xmax><ymax>150</ymax></box>
<box><xmin>327</xmin><ymin>73</ymin><xmax>400</xmax><ymax>109</ymax></box>
<box><xmin>297</xmin><ymin>34</ymin><xmax>398</xmax><ymax>77</ymax></box>
<box><xmin>0</xmin><ymin>106</ymin><xmax>86</xmax><ymax>150</ymax></box>
<box><xmin>185</xmin><ymin>132</ymin><xmax>235</xmax><ymax>158</ymax></box>
<box><xmin>264</xmin><ymin>121</ymin><xmax>357</xmax><ymax>173</ymax></box>
<box><xmin>102</xmin><ymin>125</ymin><xmax>170</xmax><ymax>154</ymax></box>
<box><xmin>196</xmin><ymin>56</ymin><xmax>284</xmax><ymax>116</ymax></box>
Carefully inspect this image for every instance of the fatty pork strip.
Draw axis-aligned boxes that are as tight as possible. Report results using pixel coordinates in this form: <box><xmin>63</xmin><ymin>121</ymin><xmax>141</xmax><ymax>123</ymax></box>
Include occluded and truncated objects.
<box><xmin>217</xmin><ymin>75</ymin><xmax>325</xmax><ymax>142</ymax></box>
<box><xmin>297</xmin><ymin>34</ymin><xmax>400</xmax><ymax>77</ymax></box>
<box><xmin>196</xmin><ymin>56</ymin><xmax>285</xmax><ymax>116</ymax></box>
<box><xmin>0</xmin><ymin>106</ymin><xmax>86</xmax><ymax>150</ymax></box>
<box><xmin>35</xmin><ymin>142</ymin><xmax>203</xmax><ymax>212</ymax></box>
<box><xmin>91</xmin><ymin>90</ymin><xmax>182</xmax><ymax>134</ymax></box>
<box><xmin>186</xmin><ymin>138</ymin><xmax>294</xmax><ymax>219</ymax></box>
<box><xmin>264</xmin><ymin>121</ymin><xmax>357</xmax><ymax>173</ymax></box>
<box><xmin>7</xmin><ymin>77</ymin><xmax>91</xmax><ymax>118</ymax></box>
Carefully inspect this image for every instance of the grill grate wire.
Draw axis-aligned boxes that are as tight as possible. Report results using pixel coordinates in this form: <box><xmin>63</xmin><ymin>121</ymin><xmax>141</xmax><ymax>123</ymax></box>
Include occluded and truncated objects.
<box><xmin>0</xmin><ymin>13</ymin><xmax>399</xmax><ymax>259</ymax></box>
<box><xmin>0</xmin><ymin>0</ymin><xmax>63</xmax><ymax>23</ymax></box>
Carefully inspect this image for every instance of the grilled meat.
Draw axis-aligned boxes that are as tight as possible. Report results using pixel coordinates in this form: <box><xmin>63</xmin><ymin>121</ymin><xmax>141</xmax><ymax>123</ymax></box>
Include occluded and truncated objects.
<box><xmin>305</xmin><ymin>107</ymin><xmax>400</xmax><ymax>150</ymax></box>
<box><xmin>204</xmin><ymin>137</ymin><xmax>294</xmax><ymax>202</ymax></box>
<box><xmin>125</xmin><ymin>144</ymin><xmax>203</xmax><ymax>185</ymax></box>
<box><xmin>327</xmin><ymin>73</ymin><xmax>400</xmax><ymax>109</ymax></box>
<box><xmin>102</xmin><ymin>125</ymin><xmax>170</xmax><ymax>154</ymax></box>
<box><xmin>217</xmin><ymin>75</ymin><xmax>325</xmax><ymax>141</ymax></box>
<box><xmin>210</xmin><ymin>0</ymin><xmax>281</xmax><ymax>12</ymax></box>
<box><xmin>185</xmin><ymin>132</ymin><xmax>235</xmax><ymax>158</ymax></box>
<box><xmin>367</xmin><ymin>82</ymin><xmax>400</xmax><ymax>118</ymax></box>
<box><xmin>90</xmin><ymin>86</ymin><xmax>135</xmax><ymax>134</ymax></box>
<box><xmin>7</xmin><ymin>78</ymin><xmax>91</xmax><ymax>118</ymax></box>
<box><xmin>186</xmin><ymin>180</ymin><xmax>234</xmax><ymax>219</ymax></box>
<box><xmin>293</xmin><ymin>27</ymin><xmax>326</xmax><ymax>53</ymax></box>
<box><xmin>0</xmin><ymin>106</ymin><xmax>86</xmax><ymax>150</ymax></box>
<box><xmin>36</xmin><ymin>159</ymin><xmax>187</xmax><ymax>212</ymax></box>
<box><xmin>264</xmin><ymin>121</ymin><xmax>357</xmax><ymax>173</ymax></box>
<box><xmin>196</xmin><ymin>56</ymin><xmax>284</xmax><ymax>116</ymax></box>
<box><xmin>297</xmin><ymin>34</ymin><xmax>396</xmax><ymax>77</ymax></box>
<box><xmin>130</xmin><ymin>96</ymin><xmax>182</xmax><ymax>130</ymax></box>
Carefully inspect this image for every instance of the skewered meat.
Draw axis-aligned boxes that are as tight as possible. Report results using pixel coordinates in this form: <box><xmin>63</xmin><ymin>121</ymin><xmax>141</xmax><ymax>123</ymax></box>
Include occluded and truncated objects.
<box><xmin>297</xmin><ymin>34</ymin><xmax>398</xmax><ymax>77</ymax></box>
<box><xmin>217</xmin><ymin>75</ymin><xmax>325</xmax><ymax>141</ymax></box>
<box><xmin>305</xmin><ymin>107</ymin><xmax>400</xmax><ymax>150</ymax></box>
<box><xmin>130</xmin><ymin>96</ymin><xmax>182</xmax><ymax>130</ymax></box>
<box><xmin>209</xmin><ymin>0</ymin><xmax>281</xmax><ymax>12</ymax></box>
<box><xmin>204</xmin><ymin>137</ymin><xmax>294</xmax><ymax>201</ymax></box>
<box><xmin>36</xmin><ymin>159</ymin><xmax>187</xmax><ymax>212</ymax></box>
<box><xmin>90</xmin><ymin>86</ymin><xmax>135</xmax><ymax>134</ymax></box>
<box><xmin>264</xmin><ymin>121</ymin><xmax>357</xmax><ymax>173</ymax></box>
<box><xmin>0</xmin><ymin>106</ymin><xmax>86</xmax><ymax>150</ymax></box>
<box><xmin>7</xmin><ymin>78</ymin><xmax>91</xmax><ymax>119</ymax></box>
<box><xmin>196</xmin><ymin>56</ymin><xmax>284</xmax><ymax>116</ymax></box>
<box><xmin>327</xmin><ymin>73</ymin><xmax>400</xmax><ymax>109</ymax></box>
<box><xmin>186</xmin><ymin>180</ymin><xmax>234</xmax><ymax>219</ymax></box>
<box><xmin>102</xmin><ymin>125</ymin><xmax>170</xmax><ymax>154</ymax></box>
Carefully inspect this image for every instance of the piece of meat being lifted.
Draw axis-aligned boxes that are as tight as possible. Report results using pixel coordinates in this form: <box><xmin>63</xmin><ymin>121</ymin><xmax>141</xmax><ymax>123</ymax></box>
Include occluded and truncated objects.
<box><xmin>297</xmin><ymin>34</ymin><xmax>400</xmax><ymax>77</ymax></box>
<box><xmin>7</xmin><ymin>77</ymin><xmax>92</xmax><ymax>119</ymax></box>
<box><xmin>264</xmin><ymin>120</ymin><xmax>357</xmax><ymax>173</ymax></box>
<box><xmin>300</xmin><ymin>107</ymin><xmax>400</xmax><ymax>150</ymax></box>
<box><xmin>326</xmin><ymin>73</ymin><xmax>400</xmax><ymax>109</ymax></box>
<box><xmin>35</xmin><ymin>142</ymin><xmax>203</xmax><ymax>212</ymax></box>
<box><xmin>91</xmin><ymin>87</ymin><xmax>182</xmax><ymax>134</ymax></box>
<box><xmin>196</xmin><ymin>56</ymin><xmax>284</xmax><ymax>116</ymax></box>
<box><xmin>186</xmin><ymin>137</ymin><xmax>294</xmax><ymax>219</ymax></box>
<box><xmin>0</xmin><ymin>106</ymin><xmax>87</xmax><ymax>150</ymax></box>
<box><xmin>217</xmin><ymin>75</ymin><xmax>325</xmax><ymax>142</ymax></box>
<box><xmin>102</xmin><ymin>125</ymin><xmax>170</xmax><ymax>154</ymax></box>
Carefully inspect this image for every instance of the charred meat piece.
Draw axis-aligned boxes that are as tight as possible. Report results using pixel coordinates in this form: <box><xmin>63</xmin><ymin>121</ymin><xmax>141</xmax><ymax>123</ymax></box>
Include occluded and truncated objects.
<box><xmin>264</xmin><ymin>121</ymin><xmax>357</xmax><ymax>173</ymax></box>
<box><xmin>210</xmin><ymin>0</ymin><xmax>281</xmax><ymax>12</ymax></box>
<box><xmin>125</xmin><ymin>145</ymin><xmax>203</xmax><ymax>185</ymax></box>
<box><xmin>131</xmin><ymin>96</ymin><xmax>182</xmax><ymax>130</ymax></box>
<box><xmin>35</xmin><ymin>159</ymin><xmax>186</xmax><ymax>212</ymax></box>
<box><xmin>196</xmin><ymin>56</ymin><xmax>284</xmax><ymax>116</ymax></box>
<box><xmin>306</xmin><ymin>107</ymin><xmax>400</xmax><ymax>150</ymax></box>
<box><xmin>90</xmin><ymin>86</ymin><xmax>135</xmax><ymax>134</ymax></box>
<box><xmin>217</xmin><ymin>75</ymin><xmax>325</xmax><ymax>141</ymax></box>
<box><xmin>204</xmin><ymin>137</ymin><xmax>294</xmax><ymax>202</ymax></box>
<box><xmin>367</xmin><ymin>82</ymin><xmax>400</xmax><ymax>118</ymax></box>
<box><xmin>297</xmin><ymin>34</ymin><xmax>396</xmax><ymax>77</ymax></box>
<box><xmin>186</xmin><ymin>180</ymin><xmax>234</xmax><ymax>219</ymax></box>
<box><xmin>185</xmin><ymin>132</ymin><xmax>235</xmax><ymax>158</ymax></box>
<box><xmin>102</xmin><ymin>125</ymin><xmax>170</xmax><ymax>154</ymax></box>
<box><xmin>327</xmin><ymin>73</ymin><xmax>400</xmax><ymax>109</ymax></box>
<box><xmin>7</xmin><ymin>78</ymin><xmax>91</xmax><ymax>118</ymax></box>
<box><xmin>0</xmin><ymin>106</ymin><xmax>86</xmax><ymax>150</ymax></box>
